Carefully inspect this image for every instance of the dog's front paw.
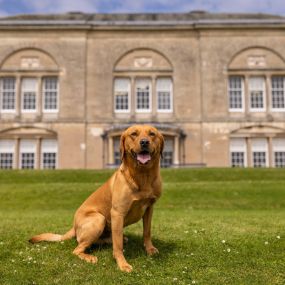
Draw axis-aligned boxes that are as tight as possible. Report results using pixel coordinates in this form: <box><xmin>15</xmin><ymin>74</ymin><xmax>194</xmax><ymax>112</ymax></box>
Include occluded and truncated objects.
<box><xmin>146</xmin><ymin>246</ymin><xmax>159</xmax><ymax>256</ymax></box>
<box><xmin>119</xmin><ymin>262</ymin><xmax>133</xmax><ymax>273</ymax></box>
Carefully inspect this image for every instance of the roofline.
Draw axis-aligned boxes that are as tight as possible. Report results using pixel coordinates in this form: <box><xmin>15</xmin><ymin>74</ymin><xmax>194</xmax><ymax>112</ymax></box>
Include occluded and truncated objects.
<box><xmin>0</xmin><ymin>18</ymin><xmax>285</xmax><ymax>29</ymax></box>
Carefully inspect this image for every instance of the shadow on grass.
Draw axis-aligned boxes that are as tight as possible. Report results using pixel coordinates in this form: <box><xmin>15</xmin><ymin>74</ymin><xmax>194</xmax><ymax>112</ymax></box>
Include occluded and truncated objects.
<box><xmin>88</xmin><ymin>233</ymin><xmax>177</xmax><ymax>262</ymax></box>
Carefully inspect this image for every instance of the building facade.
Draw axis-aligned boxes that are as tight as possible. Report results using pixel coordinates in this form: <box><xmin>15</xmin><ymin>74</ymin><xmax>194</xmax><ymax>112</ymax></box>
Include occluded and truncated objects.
<box><xmin>0</xmin><ymin>12</ymin><xmax>285</xmax><ymax>169</ymax></box>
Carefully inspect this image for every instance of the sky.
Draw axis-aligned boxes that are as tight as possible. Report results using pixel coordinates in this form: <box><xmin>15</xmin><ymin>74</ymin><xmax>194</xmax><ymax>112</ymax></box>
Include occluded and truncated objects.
<box><xmin>0</xmin><ymin>0</ymin><xmax>285</xmax><ymax>17</ymax></box>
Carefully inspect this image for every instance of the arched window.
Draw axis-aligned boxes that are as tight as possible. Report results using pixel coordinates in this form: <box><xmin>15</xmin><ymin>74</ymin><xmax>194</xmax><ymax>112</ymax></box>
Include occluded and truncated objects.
<box><xmin>113</xmin><ymin>49</ymin><xmax>173</xmax><ymax>116</ymax></box>
<box><xmin>227</xmin><ymin>47</ymin><xmax>285</xmax><ymax>113</ymax></box>
<box><xmin>0</xmin><ymin>48</ymin><xmax>60</xmax><ymax>117</ymax></box>
<box><xmin>229</xmin><ymin>125</ymin><xmax>285</xmax><ymax>168</ymax></box>
<box><xmin>0</xmin><ymin>127</ymin><xmax>58</xmax><ymax>169</ymax></box>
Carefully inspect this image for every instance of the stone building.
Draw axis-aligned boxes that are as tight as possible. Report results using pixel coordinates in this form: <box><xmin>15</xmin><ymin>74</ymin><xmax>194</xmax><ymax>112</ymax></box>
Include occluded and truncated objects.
<box><xmin>0</xmin><ymin>11</ymin><xmax>285</xmax><ymax>169</ymax></box>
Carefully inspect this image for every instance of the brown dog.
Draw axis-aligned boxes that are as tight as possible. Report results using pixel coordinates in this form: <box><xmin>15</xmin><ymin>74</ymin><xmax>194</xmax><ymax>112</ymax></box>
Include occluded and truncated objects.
<box><xmin>29</xmin><ymin>125</ymin><xmax>164</xmax><ymax>272</ymax></box>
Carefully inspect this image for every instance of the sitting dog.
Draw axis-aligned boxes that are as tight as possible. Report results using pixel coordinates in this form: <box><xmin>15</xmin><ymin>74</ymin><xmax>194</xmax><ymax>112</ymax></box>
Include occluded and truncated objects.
<box><xmin>29</xmin><ymin>125</ymin><xmax>164</xmax><ymax>272</ymax></box>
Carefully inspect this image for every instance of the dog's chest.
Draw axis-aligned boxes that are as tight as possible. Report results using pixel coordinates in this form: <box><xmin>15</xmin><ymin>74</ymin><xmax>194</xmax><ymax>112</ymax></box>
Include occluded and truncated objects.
<box><xmin>124</xmin><ymin>197</ymin><xmax>155</xmax><ymax>227</ymax></box>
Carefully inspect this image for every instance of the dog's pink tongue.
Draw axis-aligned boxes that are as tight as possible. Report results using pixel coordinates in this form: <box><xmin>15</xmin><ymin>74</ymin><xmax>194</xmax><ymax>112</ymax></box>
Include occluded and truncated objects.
<box><xmin>137</xmin><ymin>153</ymin><xmax>151</xmax><ymax>164</ymax></box>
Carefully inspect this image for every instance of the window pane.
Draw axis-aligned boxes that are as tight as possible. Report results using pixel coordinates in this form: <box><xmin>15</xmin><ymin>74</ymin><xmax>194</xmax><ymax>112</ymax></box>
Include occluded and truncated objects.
<box><xmin>231</xmin><ymin>152</ymin><xmax>245</xmax><ymax>167</ymax></box>
<box><xmin>136</xmin><ymin>79</ymin><xmax>151</xmax><ymax>111</ymax></box>
<box><xmin>1</xmin><ymin>77</ymin><xmax>16</xmax><ymax>110</ymax></box>
<box><xmin>41</xmin><ymin>139</ymin><xmax>57</xmax><ymax>169</ymax></box>
<box><xmin>114</xmin><ymin>78</ymin><xmax>130</xmax><ymax>111</ymax></box>
<box><xmin>230</xmin><ymin>138</ymin><xmax>246</xmax><ymax>167</ymax></box>
<box><xmin>252</xmin><ymin>138</ymin><xmax>267</xmax><ymax>167</ymax></box>
<box><xmin>157</xmin><ymin>78</ymin><xmax>172</xmax><ymax>111</ymax></box>
<box><xmin>271</xmin><ymin>76</ymin><xmax>285</xmax><ymax>109</ymax></box>
<box><xmin>0</xmin><ymin>140</ymin><xmax>15</xmax><ymax>169</ymax></box>
<box><xmin>22</xmin><ymin>78</ymin><xmax>37</xmax><ymax>111</ymax></box>
<box><xmin>20</xmin><ymin>140</ymin><xmax>36</xmax><ymax>169</ymax></box>
<box><xmin>161</xmin><ymin>138</ymin><xmax>173</xmax><ymax>168</ymax></box>
<box><xmin>273</xmin><ymin>138</ymin><xmax>285</xmax><ymax>167</ymax></box>
<box><xmin>228</xmin><ymin>76</ymin><xmax>243</xmax><ymax>110</ymax></box>
<box><xmin>43</xmin><ymin>77</ymin><xmax>58</xmax><ymax>110</ymax></box>
<box><xmin>249</xmin><ymin>77</ymin><xmax>265</xmax><ymax>110</ymax></box>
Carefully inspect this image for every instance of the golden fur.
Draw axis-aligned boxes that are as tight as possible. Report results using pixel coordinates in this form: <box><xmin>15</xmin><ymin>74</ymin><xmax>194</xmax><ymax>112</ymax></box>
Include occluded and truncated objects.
<box><xmin>29</xmin><ymin>125</ymin><xmax>164</xmax><ymax>272</ymax></box>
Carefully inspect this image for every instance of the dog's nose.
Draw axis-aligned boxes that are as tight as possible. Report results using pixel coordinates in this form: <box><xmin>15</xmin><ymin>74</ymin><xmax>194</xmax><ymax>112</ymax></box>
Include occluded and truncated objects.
<box><xmin>140</xmin><ymin>138</ymin><xmax>150</xmax><ymax>148</ymax></box>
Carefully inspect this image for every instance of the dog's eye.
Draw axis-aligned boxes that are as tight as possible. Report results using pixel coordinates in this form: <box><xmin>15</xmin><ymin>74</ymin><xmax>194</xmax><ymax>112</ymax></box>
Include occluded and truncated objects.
<box><xmin>131</xmin><ymin>132</ymin><xmax>138</xmax><ymax>137</ymax></box>
<box><xmin>149</xmin><ymin>132</ymin><xmax>156</xmax><ymax>137</ymax></box>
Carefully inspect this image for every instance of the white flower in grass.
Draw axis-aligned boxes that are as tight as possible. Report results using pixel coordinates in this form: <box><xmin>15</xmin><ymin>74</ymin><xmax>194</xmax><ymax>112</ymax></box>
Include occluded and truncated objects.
<box><xmin>276</xmin><ymin>236</ymin><xmax>281</xmax><ymax>239</ymax></box>
<box><xmin>264</xmin><ymin>241</ymin><xmax>269</xmax><ymax>245</ymax></box>
<box><xmin>28</xmin><ymin>256</ymin><xmax>33</xmax><ymax>261</ymax></box>
<box><xmin>192</xmin><ymin>281</ymin><xmax>196</xmax><ymax>284</ymax></box>
<box><xmin>227</xmin><ymin>248</ymin><xmax>231</xmax><ymax>252</ymax></box>
<box><xmin>0</xmin><ymin>242</ymin><xmax>4</xmax><ymax>245</ymax></box>
<box><xmin>184</xmin><ymin>231</ymin><xmax>189</xmax><ymax>234</ymax></box>
<box><xmin>60</xmin><ymin>241</ymin><xmax>64</xmax><ymax>244</ymax></box>
<box><xmin>221</xmin><ymin>240</ymin><xmax>226</xmax><ymax>244</ymax></box>
<box><xmin>11</xmin><ymin>259</ymin><xmax>15</xmax><ymax>263</ymax></box>
<box><xmin>194</xmin><ymin>230</ymin><xmax>198</xmax><ymax>234</ymax></box>
<box><xmin>173</xmin><ymin>277</ymin><xmax>178</xmax><ymax>281</ymax></box>
<box><xmin>43</xmin><ymin>246</ymin><xmax>47</xmax><ymax>250</ymax></box>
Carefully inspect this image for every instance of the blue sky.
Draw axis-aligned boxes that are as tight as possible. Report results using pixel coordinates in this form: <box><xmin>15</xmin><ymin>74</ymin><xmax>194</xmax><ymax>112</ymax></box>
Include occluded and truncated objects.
<box><xmin>0</xmin><ymin>0</ymin><xmax>285</xmax><ymax>16</ymax></box>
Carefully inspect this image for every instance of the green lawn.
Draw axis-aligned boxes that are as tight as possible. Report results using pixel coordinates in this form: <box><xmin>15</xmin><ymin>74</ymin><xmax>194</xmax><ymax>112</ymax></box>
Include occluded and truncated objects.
<box><xmin>0</xmin><ymin>168</ymin><xmax>285</xmax><ymax>285</ymax></box>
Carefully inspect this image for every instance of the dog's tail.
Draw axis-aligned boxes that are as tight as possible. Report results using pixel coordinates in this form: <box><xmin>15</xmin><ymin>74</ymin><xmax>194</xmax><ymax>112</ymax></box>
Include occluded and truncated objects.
<box><xmin>29</xmin><ymin>227</ymin><xmax>75</xmax><ymax>243</ymax></box>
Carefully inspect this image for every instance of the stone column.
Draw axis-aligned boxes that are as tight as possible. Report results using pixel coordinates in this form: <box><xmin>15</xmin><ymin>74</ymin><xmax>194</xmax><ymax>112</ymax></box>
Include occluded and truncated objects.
<box><xmin>108</xmin><ymin>136</ymin><xmax>114</xmax><ymax>165</ymax></box>
<box><xmin>173</xmin><ymin>136</ymin><xmax>179</xmax><ymax>166</ymax></box>
<box><xmin>37</xmin><ymin>77</ymin><xmax>43</xmax><ymax>117</ymax></box>
<box><xmin>152</xmin><ymin>76</ymin><xmax>156</xmax><ymax>118</ymax></box>
<box><xmin>36</xmin><ymin>137</ymin><xmax>42</xmax><ymax>169</ymax></box>
<box><xmin>246</xmin><ymin>137</ymin><xmax>251</xmax><ymax>167</ymax></box>
<box><xmin>15</xmin><ymin>137</ymin><xmax>20</xmax><ymax>169</ymax></box>
<box><xmin>268</xmin><ymin>137</ymin><xmax>273</xmax><ymax>168</ymax></box>
<box><xmin>16</xmin><ymin>77</ymin><xmax>21</xmax><ymax>117</ymax></box>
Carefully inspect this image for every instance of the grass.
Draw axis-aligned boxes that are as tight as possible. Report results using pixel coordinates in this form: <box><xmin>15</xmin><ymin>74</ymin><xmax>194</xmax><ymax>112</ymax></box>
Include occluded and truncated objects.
<box><xmin>0</xmin><ymin>168</ymin><xmax>285</xmax><ymax>285</ymax></box>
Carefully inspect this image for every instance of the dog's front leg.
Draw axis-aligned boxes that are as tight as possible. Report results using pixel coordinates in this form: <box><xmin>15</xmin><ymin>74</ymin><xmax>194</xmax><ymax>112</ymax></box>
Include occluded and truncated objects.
<box><xmin>111</xmin><ymin>208</ymin><xmax>133</xmax><ymax>273</ymax></box>
<box><xmin>143</xmin><ymin>205</ymin><xmax>159</xmax><ymax>255</ymax></box>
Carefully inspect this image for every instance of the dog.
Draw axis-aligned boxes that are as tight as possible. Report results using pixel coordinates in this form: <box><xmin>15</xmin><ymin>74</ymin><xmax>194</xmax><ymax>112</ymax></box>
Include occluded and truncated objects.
<box><xmin>29</xmin><ymin>125</ymin><xmax>164</xmax><ymax>272</ymax></box>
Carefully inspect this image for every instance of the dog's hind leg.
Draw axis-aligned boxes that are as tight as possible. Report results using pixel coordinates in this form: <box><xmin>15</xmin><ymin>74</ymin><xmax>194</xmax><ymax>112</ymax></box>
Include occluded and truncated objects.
<box><xmin>73</xmin><ymin>213</ymin><xmax>106</xmax><ymax>264</ymax></box>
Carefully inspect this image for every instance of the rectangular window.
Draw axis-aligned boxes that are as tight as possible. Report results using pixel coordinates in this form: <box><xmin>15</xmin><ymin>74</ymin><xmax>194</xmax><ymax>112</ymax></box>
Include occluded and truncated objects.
<box><xmin>41</xmin><ymin>139</ymin><xmax>58</xmax><ymax>169</ymax></box>
<box><xmin>160</xmin><ymin>138</ymin><xmax>173</xmax><ymax>168</ymax></box>
<box><xmin>249</xmin><ymin>77</ymin><xmax>265</xmax><ymax>111</ymax></box>
<box><xmin>0</xmin><ymin>140</ymin><xmax>15</xmax><ymax>169</ymax></box>
<box><xmin>114</xmin><ymin>78</ymin><xmax>130</xmax><ymax>112</ymax></box>
<box><xmin>113</xmin><ymin>137</ymin><xmax>121</xmax><ymax>166</ymax></box>
<box><xmin>271</xmin><ymin>76</ymin><xmax>285</xmax><ymax>110</ymax></box>
<box><xmin>273</xmin><ymin>138</ymin><xmax>285</xmax><ymax>168</ymax></box>
<box><xmin>228</xmin><ymin>76</ymin><xmax>244</xmax><ymax>111</ymax></box>
<box><xmin>157</xmin><ymin>78</ymin><xmax>173</xmax><ymax>112</ymax></box>
<box><xmin>0</xmin><ymin>77</ymin><xmax>16</xmax><ymax>112</ymax></box>
<box><xmin>43</xmin><ymin>77</ymin><xmax>58</xmax><ymax>112</ymax></box>
<box><xmin>20</xmin><ymin>140</ymin><xmax>36</xmax><ymax>169</ymax></box>
<box><xmin>252</xmin><ymin>138</ymin><xmax>268</xmax><ymax>167</ymax></box>
<box><xmin>230</xmin><ymin>138</ymin><xmax>247</xmax><ymax>167</ymax></box>
<box><xmin>136</xmin><ymin>78</ymin><xmax>151</xmax><ymax>112</ymax></box>
<box><xmin>22</xmin><ymin>78</ymin><xmax>37</xmax><ymax>112</ymax></box>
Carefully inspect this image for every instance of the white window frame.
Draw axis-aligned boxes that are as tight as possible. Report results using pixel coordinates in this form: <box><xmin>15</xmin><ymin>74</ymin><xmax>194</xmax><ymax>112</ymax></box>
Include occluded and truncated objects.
<box><xmin>135</xmin><ymin>78</ymin><xmax>152</xmax><ymax>113</ymax></box>
<box><xmin>0</xmin><ymin>77</ymin><xmax>16</xmax><ymax>113</ymax></box>
<box><xmin>19</xmin><ymin>139</ymin><xmax>37</xmax><ymax>169</ymax></box>
<box><xmin>251</xmin><ymin>138</ymin><xmax>268</xmax><ymax>167</ymax></box>
<box><xmin>271</xmin><ymin>76</ymin><xmax>285</xmax><ymax>112</ymax></box>
<box><xmin>229</xmin><ymin>138</ymin><xmax>247</xmax><ymax>167</ymax></box>
<box><xmin>157</xmin><ymin>77</ymin><xmax>173</xmax><ymax>113</ymax></box>
<box><xmin>0</xmin><ymin>139</ymin><xmax>15</xmax><ymax>169</ymax></box>
<box><xmin>228</xmin><ymin>76</ymin><xmax>245</xmax><ymax>112</ymax></box>
<box><xmin>249</xmin><ymin>76</ymin><xmax>266</xmax><ymax>112</ymax></box>
<box><xmin>272</xmin><ymin>138</ymin><xmax>285</xmax><ymax>167</ymax></box>
<box><xmin>114</xmin><ymin>78</ymin><xmax>131</xmax><ymax>113</ymax></box>
<box><xmin>41</xmin><ymin>139</ymin><xmax>58</xmax><ymax>169</ymax></box>
<box><xmin>42</xmin><ymin>77</ymin><xmax>59</xmax><ymax>113</ymax></box>
<box><xmin>21</xmin><ymin>78</ymin><xmax>38</xmax><ymax>113</ymax></box>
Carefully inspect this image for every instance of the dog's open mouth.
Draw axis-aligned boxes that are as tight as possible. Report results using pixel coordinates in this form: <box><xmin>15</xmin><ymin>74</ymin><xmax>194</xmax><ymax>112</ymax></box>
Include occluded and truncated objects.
<box><xmin>132</xmin><ymin>150</ymin><xmax>151</xmax><ymax>165</ymax></box>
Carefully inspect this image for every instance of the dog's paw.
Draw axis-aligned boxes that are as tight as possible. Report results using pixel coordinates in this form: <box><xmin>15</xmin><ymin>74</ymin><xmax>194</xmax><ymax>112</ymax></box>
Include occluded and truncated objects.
<box><xmin>119</xmin><ymin>262</ymin><xmax>133</xmax><ymax>273</ymax></box>
<box><xmin>146</xmin><ymin>246</ymin><xmax>159</xmax><ymax>256</ymax></box>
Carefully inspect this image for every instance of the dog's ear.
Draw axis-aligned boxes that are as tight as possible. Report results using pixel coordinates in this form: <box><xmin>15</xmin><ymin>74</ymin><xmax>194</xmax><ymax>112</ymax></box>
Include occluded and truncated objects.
<box><xmin>120</xmin><ymin>131</ymin><xmax>126</xmax><ymax>161</ymax></box>
<box><xmin>159</xmin><ymin>132</ymin><xmax>164</xmax><ymax>159</ymax></box>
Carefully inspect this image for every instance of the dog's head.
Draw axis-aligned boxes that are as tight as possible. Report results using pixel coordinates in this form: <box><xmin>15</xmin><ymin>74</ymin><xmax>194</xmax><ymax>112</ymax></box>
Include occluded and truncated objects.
<box><xmin>120</xmin><ymin>125</ymin><xmax>164</xmax><ymax>167</ymax></box>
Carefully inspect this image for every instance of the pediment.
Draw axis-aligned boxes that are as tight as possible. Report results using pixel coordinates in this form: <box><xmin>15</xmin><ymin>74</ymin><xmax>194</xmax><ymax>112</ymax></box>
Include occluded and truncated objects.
<box><xmin>228</xmin><ymin>47</ymin><xmax>285</xmax><ymax>70</ymax></box>
<box><xmin>231</xmin><ymin>125</ymin><xmax>285</xmax><ymax>137</ymax></box>
<box><xmin>0</xmin><ymin>48</ymin><xmax>59</xmax><ymax>71</ymax></box>
<box><xmin>0</xmin><ymin>127</ymin><xmax>57</xmax><ymax>139</ymax></box>
<box><xmin>114</xmin><ymin>48</ymin><xmax>173</xmax><ymax>72</ymax></box>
